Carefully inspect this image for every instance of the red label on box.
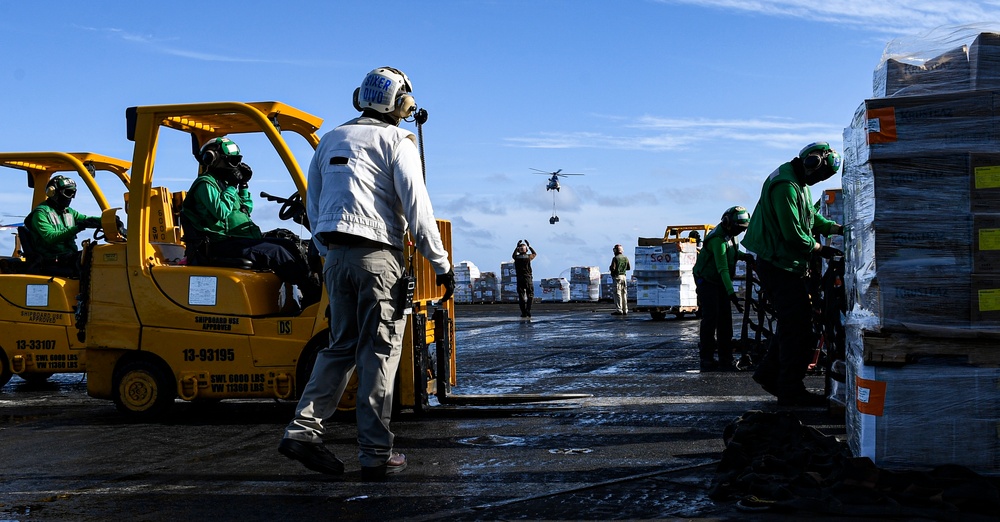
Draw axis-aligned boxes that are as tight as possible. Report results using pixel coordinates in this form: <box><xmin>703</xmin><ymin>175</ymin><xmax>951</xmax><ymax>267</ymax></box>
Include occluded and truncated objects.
<box><xmin>855</xmin><ymin>376</ymin><xmax>887</xmax><ymax>416</ymax></box>
<box><xmin>867</xmin><ymin>107</ymin><xmax>897</xmax><ymax>144</ymax></box>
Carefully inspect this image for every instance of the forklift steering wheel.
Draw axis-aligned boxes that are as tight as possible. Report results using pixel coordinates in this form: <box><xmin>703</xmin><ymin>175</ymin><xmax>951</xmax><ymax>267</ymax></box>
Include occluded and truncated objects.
<box><xmin>278</xmin><ymin>191</ymin><xmax>305</xmax><ymax>223</ymax></box>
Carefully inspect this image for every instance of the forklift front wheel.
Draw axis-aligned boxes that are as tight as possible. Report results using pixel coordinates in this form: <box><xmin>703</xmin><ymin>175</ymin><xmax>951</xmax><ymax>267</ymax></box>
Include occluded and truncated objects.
<box><xmin>113</xmin><ymin>359</ymin><xmax>175</xmax><ymax>420</ymax></box>
<box><xmin>649</xmin><ymin>311</ymin><xmax>667</xmax><ymax>321</ymax></box>
<box><xmin>0</xmin><ymin>351</ymin><xmax>11</xmax><ymax>388</ymax></box>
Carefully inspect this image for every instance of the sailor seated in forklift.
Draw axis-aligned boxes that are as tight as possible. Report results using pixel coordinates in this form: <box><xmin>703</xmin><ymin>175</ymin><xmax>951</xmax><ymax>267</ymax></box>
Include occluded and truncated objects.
<box><xmin>22</xmin><ymin>175</ymin><xmax>102</xmax><ymax>277</ymax></box>
<box><xmin>180</xmin><ymin>136</ymin><xmax>321</xmax><ymax>309</ymax></box>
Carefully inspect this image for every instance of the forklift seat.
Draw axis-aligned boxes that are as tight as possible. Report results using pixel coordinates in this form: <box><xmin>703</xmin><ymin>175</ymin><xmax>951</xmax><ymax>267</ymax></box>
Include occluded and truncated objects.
<box><xmin>179</xmin><ymin>215</ymin><xmax>253</xmax><ymax>270</ymax></box>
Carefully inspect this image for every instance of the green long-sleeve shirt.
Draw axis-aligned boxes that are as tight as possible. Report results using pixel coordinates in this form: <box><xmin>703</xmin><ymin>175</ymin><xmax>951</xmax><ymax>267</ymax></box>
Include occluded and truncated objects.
<box><xmin>181</xmin><ymin>174</ymin><xmax>261</xmax><ymax>241</ymax></box>
<box><xmin>741</xmin><ymin>161</ymin><xmax>837</xmax><ymax>275</ymax></box>
<box><xmin>693</xmin><ymin>226</ymin><xmax>739</xmax><ymax>295</ymax></box>
<box><xmin>25</xmin><ymin>201</ymin><xmax>96</xmax><ymax>259</ymax></box>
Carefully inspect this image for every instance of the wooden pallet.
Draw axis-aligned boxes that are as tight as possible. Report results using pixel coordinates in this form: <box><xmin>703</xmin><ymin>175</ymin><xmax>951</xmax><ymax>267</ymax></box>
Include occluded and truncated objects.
<box><xmin>863</xmin><ymin>332</ymin><xmax>1000</xmax><ymax>366</ymax></box>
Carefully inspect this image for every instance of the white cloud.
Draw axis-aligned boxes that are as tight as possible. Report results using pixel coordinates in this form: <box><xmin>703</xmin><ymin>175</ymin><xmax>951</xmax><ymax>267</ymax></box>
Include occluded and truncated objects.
<box><xmin>655</xmin><ymin>0</ymin><xmax>1000</xmax><ymax>34</ymax></box>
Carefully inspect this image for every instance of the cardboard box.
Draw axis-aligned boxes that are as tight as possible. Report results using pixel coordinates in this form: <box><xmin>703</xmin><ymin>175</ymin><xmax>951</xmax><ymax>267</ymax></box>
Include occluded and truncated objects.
<box><xmin>846</xmin><ymin>332</ymin><xmax>1000</xmax><ymax>474</ymax></box>
<box><xmin>971</xmin><ymin>153</ymin><xmax>1000</xmax><ymax>212</ymax></box>
<box><xmin>974</xmin><ymin>213</ymin><xmax>1000</xmax><ymax>273</ymax></box>
<box><xmin>971</xmin><ymin>273</ymin><xmax>1000</xmax><ymax>326</ymax></box>
<box><xmin>848</xmin><ymin>90</ymin><xmax>1000</xmax><ymax>162</ymax></box>
<box><xmin>873</xmin><ymin>45</ymin><xmax>970</xmax><ymax>98</ymax></box>
<box><xmin>971</xmin><ymin>32</ymin><xmax>1000</xmax><ymax>91</ymax></box>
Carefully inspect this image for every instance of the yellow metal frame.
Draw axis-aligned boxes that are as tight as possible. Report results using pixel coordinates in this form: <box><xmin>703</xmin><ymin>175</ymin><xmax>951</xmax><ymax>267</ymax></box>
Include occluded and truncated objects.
<box><xmin>0</xmin><ymin>152</ymin><xmax>131</xmax><ymax>383</ymax></box>
<box><xmin>663</xmin><ymin>224</ymin><xmax>715</xmax><ymax>243</ymax></box>
<box><xmin>85</xmin><ymin>101</ymin><xmax>455</xmax><ymax>417</ymax></box>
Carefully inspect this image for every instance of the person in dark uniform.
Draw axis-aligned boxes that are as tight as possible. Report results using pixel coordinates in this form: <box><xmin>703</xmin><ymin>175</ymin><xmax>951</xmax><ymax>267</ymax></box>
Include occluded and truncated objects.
<box><xmin>512</xmin><ymin>239</ymin><xmax>537</xmax><ymax>318</ymax></box>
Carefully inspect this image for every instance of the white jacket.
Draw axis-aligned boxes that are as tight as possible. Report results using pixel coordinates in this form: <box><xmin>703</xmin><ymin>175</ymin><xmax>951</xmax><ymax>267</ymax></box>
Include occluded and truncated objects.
<box><xmin>307</xmin><ymin>117</ymin><xmax>451</xmax><ymax>275</ymax></box>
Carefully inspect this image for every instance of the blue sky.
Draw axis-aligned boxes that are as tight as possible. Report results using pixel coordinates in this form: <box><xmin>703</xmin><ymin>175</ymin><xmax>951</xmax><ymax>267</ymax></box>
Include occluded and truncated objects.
<box><xmin>1</xmin><ymin>1</ymin><xmax>998</xmax><ymax>279</ymax></box>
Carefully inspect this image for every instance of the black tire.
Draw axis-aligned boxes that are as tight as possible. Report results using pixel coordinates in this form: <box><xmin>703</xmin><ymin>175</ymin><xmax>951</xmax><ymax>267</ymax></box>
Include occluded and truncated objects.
<box><xmin>112</xmin><ymin>359</ymin><xmax>175</xmax><ymax>420</ymax></box>
<box><xmin>649</xmin><ymin>311</ymin><xmax>667</xmax><ymax>321</ymax></box>
<box><xmin>0</xmin><ymin>352</ymin><xmax>11</xmax><ymax>388</ymax></box>
<box><xmin>21</xmin><ymin>373</ymin><xmax>54</xmax><ymax>386</ymax></box>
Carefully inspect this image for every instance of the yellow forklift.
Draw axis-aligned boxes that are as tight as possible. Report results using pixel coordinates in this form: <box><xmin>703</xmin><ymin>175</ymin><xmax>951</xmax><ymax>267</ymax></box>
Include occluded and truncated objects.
<box><xmin>75</xmin><ymin>101</ymin><xmax>486</xmax><ymax>419</ymax></box>
<box><xmin>0</xmin><ymin>152</ymin><xmax>131</xmax><ymax>386</ymax></box>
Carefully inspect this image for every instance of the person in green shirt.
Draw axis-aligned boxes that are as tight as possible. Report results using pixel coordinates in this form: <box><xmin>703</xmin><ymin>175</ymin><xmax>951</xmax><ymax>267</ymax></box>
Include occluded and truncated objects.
<box><xmin>181</xmin><ymin>137</ymin><xmax>319</xmax><ymax>306</ymax></box>
<box><xmin>741</xmin><ymin>142</ymin><xmax>844</xmax><ymax>407</ymax></box>
<box><xmin>609</xmin><ymin>244</ymin><xmax>631</xmax><ymax>315</ymax></box>
<box><xmin>24</xmin><ymin>175</ymin><xmax>102</xmax><ymax>276</ymax></box>
<box><xmin>693</xmin><ymin>206</ymin><xmax>751</xmax><ymax>371</ymax></box>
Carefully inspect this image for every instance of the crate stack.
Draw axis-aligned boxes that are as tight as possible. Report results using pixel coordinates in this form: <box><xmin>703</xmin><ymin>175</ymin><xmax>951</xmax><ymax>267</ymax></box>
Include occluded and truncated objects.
<box><xmin>499</xmin><ymin>261</ymin><xmax>518</xmax><ymax>303</ymax></box>
<box><xmin>841</xmin><ymin>31</ymin><xmax>1000</xmax><ymax>475</ymax></box>
<box><xmin>633</xmin><ymin>239</ymin><xmax>698</xmax><ymax>309</ymax></box>
<box><xmin>472</xmin><ymin>272</ymin><xmax>499</xmax><ymax>304</ymax></box>
<box><xmin>600</xmin><ymin>273</ymin><xmax>614</xmax><ymax>301</ymax></box>
<box><xmin>453</xmin><ymin>261</ymin><xmax>480</xmax><ymax>304</ymax></box>
<box><xmin>540</xmin><ymin>277</ymin><xmax>570</xmax><ymax>302</ymax></box>
<box><xmin>569</xmin><ymin>266</ymin><xmax>601</xmax><ymax>302</ymax></box>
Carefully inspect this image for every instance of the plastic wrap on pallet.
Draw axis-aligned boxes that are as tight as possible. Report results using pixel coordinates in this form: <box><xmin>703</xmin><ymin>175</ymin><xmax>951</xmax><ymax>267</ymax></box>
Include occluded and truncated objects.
<box><xmin>844</xmin><ymin>321</ymin><xmax>1000</xmax><ymax>475</ymax></box>
<box><xmin>540</xmin><ymin>277</ymin><xmax>570</xmax><ymax>302</ymax></box>
<box><xmin>454</xmin><ymin>261</ymin><xmax>481</xmax><ymax>283</ymax></box>
<box><xmin>472</xmin><ymin>272</ymin><xmax>499</xmax><ymax>303</ymax></box>
<box><xmin>872</xmin><ymin>27</ymin><xmax>1000</xmax><ymax>98</ymax></box>
<box><xmin>843</xmin><ymin>29</ymin><xmax>1000</xmax><ymax>334</ymax></box>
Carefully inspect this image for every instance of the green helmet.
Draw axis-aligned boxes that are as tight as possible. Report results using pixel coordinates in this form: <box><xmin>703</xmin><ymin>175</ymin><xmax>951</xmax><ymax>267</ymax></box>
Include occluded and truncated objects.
<box><xmin>798</xmin><ymin>141</ymin><xmax>842</xmax><ymax>173</ymax></box>
<box><xmin>722</xmin><ymin>205</ymin><xmax>750</xmax><ymax>233</ymax></box>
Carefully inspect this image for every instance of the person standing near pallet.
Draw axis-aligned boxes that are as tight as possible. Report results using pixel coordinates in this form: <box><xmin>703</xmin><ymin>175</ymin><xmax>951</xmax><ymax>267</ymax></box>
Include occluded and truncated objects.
<box><xmin>513</xmin><ymin>239</ymin><xmax>537</xmax><ymax>318</ymax></box>
<box><xmin>741</xmin><ymin>142</ymin><xmax>844</xmax><ymax>407</ymax></box>
<box><xmin>279</xmin><ymin>66</ymin><xmax>455</xmax><ymax>481</ymax></box>
<box><xmin>609</xmin><ymin>244</ymin><xmax>631</xmax><ymax>315</ymax></box>
<box><xmin>693</xmin><ymin>206</ymin><xmax>751</xmax><ymax>371</ymax></box>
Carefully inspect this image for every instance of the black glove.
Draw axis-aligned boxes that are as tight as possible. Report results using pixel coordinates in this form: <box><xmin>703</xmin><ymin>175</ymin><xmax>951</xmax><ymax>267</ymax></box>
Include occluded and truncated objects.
<box><xmin>819</xmin><ymin>245</ymin><xmax>844</xmax><ymax>259</ymax></box>
<box><xmin>436</xmin><ymin>268</ymin><xmax>456</xmax><ymax>302</ymax></box>
<box><xmin>79</xmin><ymin>216</ymin><xmax>102</xmax><ymax>229</ymax></box>
<box><xmin>729</xmin><ymin>294</ymin><xmax>744</xmax><ymax>314</ymax></box>
<box><xmin>238</xmin><ymin>162</ymin><xmax>253</xmax><ymax>186</ymax></box>
<box><xmin>524</xmin><ymin>239</ymin><xmax>530</xmax><ymax>247</ymax></box>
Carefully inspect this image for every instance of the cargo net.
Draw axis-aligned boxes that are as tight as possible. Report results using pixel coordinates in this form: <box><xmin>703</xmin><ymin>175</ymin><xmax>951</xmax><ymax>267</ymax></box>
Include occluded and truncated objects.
<box><xmin>736</xmin><ymin>251</ymin><xmax>846</xmax><ymax>382</ymax></box>
<box><xmin>709</xmin><ymin>410</ymin><xmax>1000</xmax><ymax>518</ymax></box>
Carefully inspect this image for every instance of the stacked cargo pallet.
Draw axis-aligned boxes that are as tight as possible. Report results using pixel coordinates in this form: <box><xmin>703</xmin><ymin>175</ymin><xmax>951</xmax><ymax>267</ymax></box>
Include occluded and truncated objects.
<box><xmin>453</xmin><ymin>261</ymin><xmax>480</xmax><ymax>304</ymax></box>
<box><xmin>633</xmin><ymin>240</ymin><xmax>698</xmax><ymax>310</ymax></box>
<box><xmin>569</xmin><ymin>266</ymin><xmax>601</xmax><ymax>302</ymax></box>
<box><xmin>841</xmin><ymin>31</ymin><xmax>1000</xmax><ymax>475</ymax></box>
<box><xmin>499</xmin><ymin>261</ymin><xmax>518</xmax><ymax>303</ymax></box>
<box><xmin>472</xmin><ymin>272</ymin><xmax>499</xmax><ymax>304</ymax></box>
<box><xmin>540</xmin><ymin>277</ymin><xmax>570</xmax><ymax>302</ymax></box>
<box><xmin>600</xmin><ymin>273</ymin><xmax>614</xmax><ymax>302</ymax></box>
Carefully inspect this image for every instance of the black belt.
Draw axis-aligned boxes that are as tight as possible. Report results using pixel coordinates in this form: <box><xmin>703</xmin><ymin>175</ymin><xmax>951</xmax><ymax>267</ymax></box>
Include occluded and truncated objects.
<box><xmin>318</xmin><ymin>231</ymin><xmax>396</xmax><ymax>250</ymax></box>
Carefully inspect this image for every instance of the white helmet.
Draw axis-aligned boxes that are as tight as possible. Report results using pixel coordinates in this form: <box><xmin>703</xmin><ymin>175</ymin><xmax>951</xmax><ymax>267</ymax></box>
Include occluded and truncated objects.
<box><xmin>353</xmin><ymin>66</ymin><xmax>416</xmax><ymax>120</ymax></box>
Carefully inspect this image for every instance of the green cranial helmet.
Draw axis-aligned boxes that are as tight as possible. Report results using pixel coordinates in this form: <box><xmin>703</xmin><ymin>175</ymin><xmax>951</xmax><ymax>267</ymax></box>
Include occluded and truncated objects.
<box><xmin>722</xmin><ymin>205</ymin><xmax>750</xmax><ymax>233</ymax></box>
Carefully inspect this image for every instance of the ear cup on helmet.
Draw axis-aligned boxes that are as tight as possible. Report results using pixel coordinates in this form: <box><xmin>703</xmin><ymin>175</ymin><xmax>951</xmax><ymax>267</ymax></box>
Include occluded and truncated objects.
<box><xmin>198</xmin><ymin>149</ymin><xmax>219</xmax><ymax>166</ymax></box>
<box><xmin>353</xmin><ymin>88</ymin><xmax>364</xmax><ymax>112</ymax></box>
<box><xmin>45</xmin><ymin>175</ymin><xmax>74</xmax><ymax>199</ymax></box>
<box><xmin>803</xmin><ymin>153</ymin><xmax>823</xmax><ymax>170</ymax></box>
<box><xmin>392</xmin><ymin>93</ymin><xmax>416</xmax><ymax>120</ymax></box>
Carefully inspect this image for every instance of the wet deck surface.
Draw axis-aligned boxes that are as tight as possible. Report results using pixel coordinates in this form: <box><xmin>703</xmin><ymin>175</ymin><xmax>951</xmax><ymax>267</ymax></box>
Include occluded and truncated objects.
<box><xmin>0</xmin><ymin>302</ymin><xmax>842</xmax><ymax>521</ymax></box>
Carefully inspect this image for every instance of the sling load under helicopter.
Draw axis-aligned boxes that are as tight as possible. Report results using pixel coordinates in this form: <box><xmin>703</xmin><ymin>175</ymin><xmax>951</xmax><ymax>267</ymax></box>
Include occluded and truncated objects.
<box><xmin>531</xmin><ymin>168</ymin><xmax>583</xmax><ymax>224</ymax></box>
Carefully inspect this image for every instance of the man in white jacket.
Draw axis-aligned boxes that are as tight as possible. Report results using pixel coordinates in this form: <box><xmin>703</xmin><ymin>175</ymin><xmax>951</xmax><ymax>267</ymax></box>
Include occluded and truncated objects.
<box><xmin>279</xmin><ymin>66</ymin><xmax>455</xmax><ymax>481</ymax></box>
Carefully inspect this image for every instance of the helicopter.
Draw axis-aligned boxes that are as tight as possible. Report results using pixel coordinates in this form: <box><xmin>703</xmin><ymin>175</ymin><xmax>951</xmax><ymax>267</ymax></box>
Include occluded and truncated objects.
<box><xmin>531</xmin><ymin>168</ymin><xmax>584</xmax><ymax>192</ymax></box>
<box><xmin>531</xmin><ymin>168</ymin><xmax>584</xmax><ymax>224</ymax></box>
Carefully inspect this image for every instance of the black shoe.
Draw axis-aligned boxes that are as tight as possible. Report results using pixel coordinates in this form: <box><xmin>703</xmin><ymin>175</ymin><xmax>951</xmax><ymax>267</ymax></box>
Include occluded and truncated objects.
<box><xmin>361</xmin><ymin>452</ymin><xmax>407</xmax><ymax>481</ymax></box>
<box><xmin>278</xmin><ymin>438</ymin><xmax>344</xmax><ymax>475</ymax></box>
<box><xmin>777</xmin><ymin>391</ymin><xmax>828</xmax><ymax>408</ymax></box>
<box><xmin>699</xmin><ymin>359</ymin><xmax>718</xmax><ymax>372</ymax></box>
<box><xmin>752</xmin><ymin>373</ymin><xmax>779</xmax><ymax>396</ymax></box>
<box><xmin>717</xmin><ymin>360</ymin><xmax>737</xmax><ymax>372</ymax></box>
